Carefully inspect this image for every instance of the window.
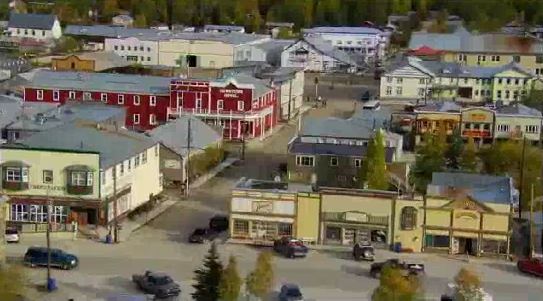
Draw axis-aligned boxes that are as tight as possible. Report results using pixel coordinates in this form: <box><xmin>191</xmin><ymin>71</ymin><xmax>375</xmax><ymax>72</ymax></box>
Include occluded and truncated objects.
<box><xmin>386</xmin><ymin>77</ymin><xmax>392</xmax><ymax>83</ymax></box>
<box><xmin>464</xmin><ymin>122</ymin><xmax>472</xmax><ymax>130</ymax></box>
<box><xmin>121</xmin><ymin>45</ymin><xmax>125</xmax><ymax>50</ymax></box>
<box><xmin>128</xmin><ymin>159</ymin><xmax>132</xmax><ymax>170</ymax></box>
<box><xmin>24</xmin><ymin>29</ymin><xmax>27</xmax><ymax>35</ymax></box>
<box><xmin>278</xmin><ymin>223</ymin><xmax>292</xmax><ymax>236</ymax></box>
<box><xmin>133</xmin><ymin>114</ymin><xmax>140</xmax><ymax>124</ymax></box>
<box><xmin>83</xmin><ymin>92</ymin><xmax>92</xmax><ymax>101</ymax></box>
<box><xmin>42</xmin><ymin>170</ymin><xmax>53</xmax><ymax>184</ymax></box>
<box><xmin>101</xmin><ymin>171</ymin><xmax>105</xmax><ymax>185</ymax></box>
<box><xmin>133</xmin><ymin>95</ymin><xmax>140</xmax><ymax>105</ymax></box>
<box><xmin>127</xmin><ymin>46</ymin><xmax>131</xmax><ymax>51</ymax></box>
<box><xmin>69</xmin><ymin>91</ymin><xmax>76</xmax><ymax>99</ymax></box>
<box><xmin>463</xmin><ymin>78</ymin><xmax>468</xmax><ymax>84</ymax></box>
<box><xmin>396</xmin><ymin>87</ymin><xmax>402</xmax><ymax>95</ymax></box>
<box><xmin>396</xmin><ymin>78</ymin><xmax>403</xmax><ymax>84</ymax></box>
<box><xmin>114</xmin><ymin>45</ymin><xmax>118</xmax><ymax>51</ymax></box>
<box><xmin>419</xmin><ymin>78</ymin><xmax>425</xmax><ymax>84</ymax></box>
<box><xmin>537</xmin><ymin>55</ymin><xmax>543</xmax><ymax>64</ymax></box>
<box><xmin>140</xmin><ymin>56</ymin><xmax>144</xmax><ymax>61</ymax></box>
<box><xmin>425</xmin><ymin>235</ymin><xmax>450</xmax><ymax>248</ymax></box>
<box><xmin>135</xmin><ymin>155</ymin><xmax>140</xmax><ymax>167</ymax></box>
<box><xmin>149</xmin><ymin>114</ymin><xmax>156</xmax><ymax>125</ymax></box>
<box><xmin>139</xmin><ymin>46</ymin><xmax>144</xmax><ymax>51</ymax></box>
<box><xmin>386</xmin><ymin>86</ymin><xmax>392</xmax><ymax>95</ymax></box>
<box><xmin>526</xmin><ymin>125</ymin><xmax>539</xmax><ymax>134</ymax></box>
<box><xmin>147</xmin><ymin>57</ymin><xmax>151</xmax><ymax>62</ymax></box>
<box><xmin>142</xmin><ymin>151</ymin><xmax>148</xmax><ymax>164</ymax></box>
<box><xmin>53</xmin><ymin>90</ymin><xmax>59</xmax><ymax>101</ymax></box>
<box><xmin>505</xmin><ymin>90</ymin><xmax>510</xmax><ymax>99</ymax></box>
<box><xmin>513</xmin><ymin>55</ymin><xmax>520</xmax><ymax>63</ymax></box>
<box><xmin>474</xmin><ymin>90</ymin><xmax>479</xmax><ymax>96</ymax></box>
<box><xmin>195</xmin><ymin>99</ymin><xmax>202</xmax><ymax>109</ymax></box>
<box><xmin>497</xmin><ymin>90</ymin><xmax>502</xmax><ymax>98</ymax></box>
<box><xmin>70</xmin><ymin>171</ymin><xmax>89</xmax><ymax>186</ymax></box>
<box><xmin>101</xmin><ymin>93</ymin><xmax>107</xmax><ymax>102</ymax></box>
<box><xmin>118</xmin><ymin>94</ymin><xmax>124</xmax><ymax>104</ymax></box>
<box><xmin>36</xmin><ymin>90</ymin><xmax>43</xmax><ymax>100</ymax></box>
<box><xmin>515</xmin><ymin>79</ymin><xmax>519</xmax><ymax>85</ymax></box>
<box><xmin>497</xmin><ymin>124</ymin><xmax>510</xmax><ymax>132</ymax></box>
<box><xmin>498</xmin><ymin>78</ymin><xmax>503</xmax><ymax>84</ymax></box>
<box><xmin>400</xmin><ymin>207</ymin><xmax>417</xmax><ymax>230</ymax></box>
<box><xmin>296</xmin><ymin>155</ymin><xmax>314</xmax><ymax>166</ymax></box>
<box><xmin>233</xmin><ymin>220</ymin><xmax>249</xmax><ymax>235</ymax></box>
<box><xmin>119</xmin><ymin>163</ymin><xmax>124</xmax><ymax>176</ymax></box>
<box><xmin>6</xmin><ymin>167</ymin><xmax>21</xmax><ymax>182</ymax></box>
<box><xmin>330</xmin><ymin>156</ymin><xmax>338</xmax><ymax>166</ymax></box>
<box><xmin>11</xmin><ymin>204</ymin><xmax>28</xmax><ymax>221</ymax></box>
<box><xmin>150</xmin><ymin>95</ymin><xmax>156</xmax><ymax>106</ymax></box>
<box><xmin>354</xmin><ymin>158</ymin><xmax>362</xmax><ymax>168</ymax></box>
<box><xmin>217</xmin><ymin>99</ymin><xmax>223</xmax><ymax>110</ymax></box>
<box><xmin>506</xmin><ymin>78</ymin><xmax>511</xmax><ymax>85</ymax></box>
<box><xmin>154</xmin><ymin>145</ymin><xmax>158</xmax><ymax>157</ymax></box>
<box><xmin>418</xmin><ymin>88</ymin><xmax>425</xmax><ymax>96</ymax></box>
<box><xmin>147</xmin><ymin>47</ymin><xmax>151</xmax><ymax>52</ymax></box>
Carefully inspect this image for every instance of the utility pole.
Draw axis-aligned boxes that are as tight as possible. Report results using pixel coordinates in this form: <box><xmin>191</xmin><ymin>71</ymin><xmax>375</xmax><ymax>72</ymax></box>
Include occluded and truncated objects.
<box><xmin>530</xmin><ymin>183</ymin><xmax>535</xmax><ymax>257</ymax></box>
<box><xmin>314</xmin><ymin>76</ymin><xmax>319</xmax><ymax>101</ymax></box>
<box><xmin>241</xmin><ymin>111</ymin><xmax>246</xmax><ymax>161</ymax></box>
<box><xmin>45</xmin><ymin>187</ymin><xmax>54</xmax><ymax>291</ymax></box>
<box><xmin>185</xmin><ymin>116</ymin><xmax>192</xmax><ymax>197</ymax></box>
<box><xmin>519</xmin><ymin>137</ymin><xmax>527</xmax><ymax>219</ymax></box>
<box><xmin>112</xmin><ymin>165</ymin><xmax>118</xmax><ymax>243</ymax></box>
<box><xmin>287</xmin><ymin>78</ymin><xmax>293</xmax><ymax>121</ymax></box>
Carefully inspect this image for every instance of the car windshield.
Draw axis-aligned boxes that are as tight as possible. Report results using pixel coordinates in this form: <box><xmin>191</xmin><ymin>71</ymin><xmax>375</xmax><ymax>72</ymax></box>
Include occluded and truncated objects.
<box><xmin>153</xmin><ymin>276</ymin><xmax>172</xmax><ymax>285</ymax></box>
<box><xmin>287</xmin><ymin>288</ymin><xmax>301</xmax><ymax>297</ymax></box>
<box><xmin>5</xmin><ymin>229</ymin><xmax>17</xmax><ymax>235</ymax></box>
<box><xmin>194</xmin><ymin>229</ymin><xmax>206</xmax><ymax>235</ymax></box>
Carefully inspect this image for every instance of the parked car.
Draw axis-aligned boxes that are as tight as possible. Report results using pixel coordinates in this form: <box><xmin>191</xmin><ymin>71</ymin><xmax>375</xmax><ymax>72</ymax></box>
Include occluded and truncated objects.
<box><xmin>5</xmin><ymin>227</ymin><xmax>19</xmax><ymax>243</ymax></box>
<box><xmin>352</xmin><ymin>241</ymin><xmax>374</xmax><ymax>261</ymax></box>
<box><xmin>279</xmin><ymin>283</ymin><xmax>304</xmax><ymax>301</ymax></box>
<box><xmin>273</xmin><ymin>237</ymin><xmax>308</xmax><ymax>258</ymax></box>
<box><xmin>23</xmin><ymin>247</ymin><xmax>78</xmax><ymax>270</ymax></box>
<box><xmin>188</xmin><ymin>228</ymin><xmax>218</xmax><ymax>243</ymax></box>
<box><xmin>517</xmin><ymin>257</ymin><xmax>543</xmax><ymax>277</ymax></box>
<box><xmin>209</xmin><ymin>215</ymin><xmax>229</xmax><ymax>232</ymax></box>
<box><xmin>370</xmin><ymin>259</ymin><xmax>425</xmax><ymax>278</ymax></box>
<box><xmin>132</xmin><ymin>271</ymin><xmax>181</xmax><ymax>299</ymax></box>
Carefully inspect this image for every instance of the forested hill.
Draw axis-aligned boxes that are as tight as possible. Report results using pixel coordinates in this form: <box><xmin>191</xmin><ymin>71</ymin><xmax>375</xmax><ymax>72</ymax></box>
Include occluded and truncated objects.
<box><xmin>3</xmin><ymin>0</ymin><xmax>543</xmax><ymax>33</ymax></box>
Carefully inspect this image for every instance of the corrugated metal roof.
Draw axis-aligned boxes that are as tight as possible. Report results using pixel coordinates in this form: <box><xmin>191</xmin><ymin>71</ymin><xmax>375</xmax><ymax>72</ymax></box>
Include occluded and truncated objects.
<box><xmin>428</xmin><ymin>172</ymin><xmax>515</xmax><ymax>204</ymax></box>
<box><xmin>301</xmin><ymin>116</ymin><xmax>374</xmax><ymax>139</ymax></box>
<box><xmin>303</xmin><ymin>26</ymin><xmax>383</xmax><ymax>35</ymax></box>
<box><xmin>8</xmin><ymin>13</ymin><xmax>56</xmax><ymax>30</ymax></box>
<box><xmin>288</xmin><ymin>138</ymin><xmax>395</xmax><ymax>162</ymax></box>
<box><xmin>148</xmin><ymin>115</ymin><xmax>222</xmax><ymax>157</ymax></box>
<box><xmin>495</xmin><ymin>103</ymin><xmax>542</xmax><ymax>117</ymax></box>
<box><xmin>407</xmin><ymin>57</ymin><xmax>533</xmax><ymax>78</ymax></box>
<box><xmin>11</xmin><ymin>120</ymin><xmax>156</xmax><ymax>168</ymax></box>
<box><xmin>27</xmin><ymin>70</ymin><xmax>173</xmax><ymax>95</ymax></box>
<box><xmin>204</xmin><ymin>24</ymin><xmax>245</xmax><ymax>32</ymax></box>
<box><xmin>64</xmin><ymin>25</ymin><xmax>167</xmax><ymax>38</ymax></box>
<box><xmin>0</xmin><ymin>95</ymin><xmax>57</xmax><ymax>129</ymax></box>
<box><xmin>302</xmin><ymin>37</ymin><xmax>358</xmax><ymax>66</ymax></box>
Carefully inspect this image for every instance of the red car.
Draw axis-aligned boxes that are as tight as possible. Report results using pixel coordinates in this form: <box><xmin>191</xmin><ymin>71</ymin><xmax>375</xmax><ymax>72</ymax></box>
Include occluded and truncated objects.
<box><xmin>517</xmin><ymin>258</ymin><xmax>543</xmax><ymax>277</ymax></box>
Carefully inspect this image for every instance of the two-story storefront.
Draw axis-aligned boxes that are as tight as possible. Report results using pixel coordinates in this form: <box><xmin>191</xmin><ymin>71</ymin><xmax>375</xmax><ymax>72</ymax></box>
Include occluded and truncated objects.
<box><xmin>413</xmin><ymin>102</ymin><xmax>462</xmax><ymax>144</ymax></box>
<box><xmin>168</xmin><ymin>75</ymin><xmax>278</xmax><ymax>140</ymax></box>
<box><xmin>459</xmin><ymin>107</ymin><xmax>495</xmax><ymax>144</ymax></box>
<box><xmin>1</xmin><ymin>121</ymin><xmax>162</xmax><ymax>229</ymax></box>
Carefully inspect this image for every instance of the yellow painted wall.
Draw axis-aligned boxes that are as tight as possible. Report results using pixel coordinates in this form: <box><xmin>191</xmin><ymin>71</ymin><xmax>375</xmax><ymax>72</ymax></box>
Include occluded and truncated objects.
<box><xmin>1</xmin><ymin>148</ymin><xmax>100</xmax><ymax>199</ymax></box>
<box><xmin>426</xmin><ymin>209</ymin><xmax>451</xmax><ymax>227</ymax></box>
<box><xmin>52</xmin><ymin>55</ymin><xmax>95</xmax><ymax>72</ymax></box>
<box><xmin>482</xmin><ymin>213</ymin><xmax>509</xmax><ymax>233</ymax></box>
<box><xmin>452</xmin><ymin>210</ymin><xmax>480</xmax><ymax>230</ymax></box>
<box><xmin>296</xmin><ymin>193</ymin><xmax>320</xmax><ymax>242</ymax></box>
<box><xmin>321</xmin><ymin>194</ymin><xmax>393</xmax><ymax>215</ymax></box>
<box><xmin>393</xmin><ymin>199</ymin><xmax>424</xmax><ymax>252</ymax></box>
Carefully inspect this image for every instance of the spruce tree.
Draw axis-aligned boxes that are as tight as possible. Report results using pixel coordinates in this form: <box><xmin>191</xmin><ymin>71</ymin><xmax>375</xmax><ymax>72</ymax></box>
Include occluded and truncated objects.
<box><xmin>192</xmin><ymin>242</ymin><xmax>223</xmax><ymax>301</ymax></box>
<box><xmin>366</xmin><ymin>130</ymin><xmax>389</xmax><ymax>190</ymax></box>
<box><xmin>219</xmin><ymin>256</ymin><xmax>242</xmax><ymax>301</ymax></box>
<box><xmin>246</xmin><ymin>251</ymin><xmax>274</xmax><ymax>300</ymax></box>
<box><xmin>459</xmin><ymin>137</ymin><xmax>478</xmax><ymax>172</ymax></box>
<box><xmin>445</xmin><ymin>128</ymin><xmax>463</xmax><ymax>170</ymax></box>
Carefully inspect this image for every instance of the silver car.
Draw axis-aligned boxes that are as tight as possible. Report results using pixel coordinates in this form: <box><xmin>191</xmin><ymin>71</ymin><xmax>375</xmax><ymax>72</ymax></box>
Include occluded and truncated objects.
<box><xmin>279</xmin><ymin>284</ymin><xmax>303</xmax><ymax>301</ymax></box>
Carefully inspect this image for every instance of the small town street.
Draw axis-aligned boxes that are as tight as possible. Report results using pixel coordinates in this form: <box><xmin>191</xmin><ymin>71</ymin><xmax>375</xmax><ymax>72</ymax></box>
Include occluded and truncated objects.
<box><xmin>6</xmin><ymin>96</ymin><xmax>543</xmax><ymax>301</ymax></box>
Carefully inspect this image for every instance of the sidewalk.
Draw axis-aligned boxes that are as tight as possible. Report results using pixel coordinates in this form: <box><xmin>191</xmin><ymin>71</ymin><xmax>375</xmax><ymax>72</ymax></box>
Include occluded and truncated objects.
<box><xmin>101</xmin><ymin>157</ymin><xmax>239</xmax><ymax>242</ymax></box>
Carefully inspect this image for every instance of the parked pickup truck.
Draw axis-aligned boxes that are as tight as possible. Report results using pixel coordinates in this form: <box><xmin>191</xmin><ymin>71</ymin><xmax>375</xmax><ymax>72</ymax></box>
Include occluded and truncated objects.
<box><xmin>370</xmin><ymin>259</ymin><xmax>425</xmax><ymax>279</ymax></box>
<box><xmin>132</xmin><ymin>271</ymin><xmax>181</xmax><ymax>299</ymax></box>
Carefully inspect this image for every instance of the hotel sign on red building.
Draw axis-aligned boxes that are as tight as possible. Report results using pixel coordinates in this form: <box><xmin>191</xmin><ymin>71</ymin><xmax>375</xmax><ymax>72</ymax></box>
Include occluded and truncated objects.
<box><xmin>220</xmin><ymin>88</ymin><xmax>244</xmax><ymax>98</ymax></box>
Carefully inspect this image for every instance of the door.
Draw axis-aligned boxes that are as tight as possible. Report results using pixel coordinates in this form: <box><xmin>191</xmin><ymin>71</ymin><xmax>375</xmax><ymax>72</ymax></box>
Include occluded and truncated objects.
<box><xmin>76</xmin><ymin>211</ymin><xmax>88</xmax><ymax>226</ymax></box>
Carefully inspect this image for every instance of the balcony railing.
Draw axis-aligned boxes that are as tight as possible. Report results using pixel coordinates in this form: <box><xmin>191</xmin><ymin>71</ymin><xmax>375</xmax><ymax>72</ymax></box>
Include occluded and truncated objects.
<box><xmin>2</xmin><ymin>181</ymin><xmax>28</xmax><ymax>191</ymax></box>
<box><xmin>66</xmin><ymin>185</ymin><xmax>93</xmax><ymax>195</ymax></box>
<box><xmin>167</xmin><ymin>107</ymin><xmax>273</xmax><ymax>120</ymax></box>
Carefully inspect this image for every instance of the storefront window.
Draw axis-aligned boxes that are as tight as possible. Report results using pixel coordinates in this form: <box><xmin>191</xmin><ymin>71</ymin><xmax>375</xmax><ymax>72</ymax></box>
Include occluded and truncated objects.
<box><xmin>278</xmin><ymin>223</ymin><xmax>292</xmax><ymax>236</ymax></box>
<box><xmin>11</xmin><ymin>204</ymin><xmax>28</xmax><ymax>221</ymax></box>
<box><xmin>233</xmin><ymin>220</ymin><xmax>249</xmax><ymax>235</ymax></box>
<box><xmin>29</xmin><ymin>205</ymin><xmax>48</xmax><ymax>222</ymax></box>
<box><xmin>425</xmin><ymin>235</ymin><xmax>450</xmax><ymax>248</ymax></box>
<box><xmin>325</xmin><ymin>226</ymin><xmax>341</xmax><ymax>244</ymax></box>
<box><xmin>11</xmin><ymin>204</ymin><xmax>67</xmax><ymax>223</ymax></box>
<box><xmin>251</xmin><ymin>221</ymin><xmax>277</xmax><ymax>239</ymax></box>
<box><xmin>481</xmin><ymin>239</ymin><xmax>507</xmax><ymax>255</ymax></box>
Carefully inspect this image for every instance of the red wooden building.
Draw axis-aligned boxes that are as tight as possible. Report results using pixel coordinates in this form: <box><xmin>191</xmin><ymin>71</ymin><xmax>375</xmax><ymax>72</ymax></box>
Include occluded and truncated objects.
<box><xmin>168</xmin><ymin>74</ymin><xmax>278</xmax><ymax>140</ymax></box>
<box><xmin>23</xmin><ymin>70</ymin><xmax>279</xmax><ymax>140</ymax></box>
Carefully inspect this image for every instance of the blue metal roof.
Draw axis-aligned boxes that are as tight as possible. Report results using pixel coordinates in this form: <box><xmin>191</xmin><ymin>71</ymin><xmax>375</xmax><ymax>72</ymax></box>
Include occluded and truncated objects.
<box><xmin>303</xmin><ymin>26</ymin><xmax>383</xmax><ymax>35</ymax></box>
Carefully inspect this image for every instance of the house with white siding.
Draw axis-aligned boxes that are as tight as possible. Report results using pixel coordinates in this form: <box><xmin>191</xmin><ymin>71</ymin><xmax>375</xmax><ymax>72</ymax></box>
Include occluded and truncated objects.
<box><xmin>7</xmin><ymin>13</ymin><xmax>62</xmax><ymax>41</ymax></box>
<box><xmin>380</xmin><ymin>57</ymin><xmax>534</xmax><ymax>104</ymax></box>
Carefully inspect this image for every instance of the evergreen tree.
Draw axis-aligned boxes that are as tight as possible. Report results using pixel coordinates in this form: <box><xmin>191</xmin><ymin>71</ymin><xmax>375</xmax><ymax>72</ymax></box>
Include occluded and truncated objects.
<box><xmin>361</xmin><ymin>130</ymin><xmax>388</xmax><ymax>190</ymax></box>
<box><xmin>219</xmin><ymin>256</ymin><xmax>242</xmax><ymax>301</ymax></box>
<box><xmin>445</xmin><ymin>128</ymin><xmax>463</xmax><ymax>170</ymax></box>
<box><xmin>410</xmin><ymin>133</ymin><xmax>447</xmax><ymax>193</ymax></box>
<box><xmin>246</xmin><ymin>251</ymin><xmax>274</xmax><ymax>300</ymax></box>
<box><xmin>459</xmin><ymin>136</ymin><xmax>478</xmax><ymax>172</ymax></box>
<box><xmin>192</xmin><ymin>243</ymin><xmax>223</xmax><ymax>301</ymax></box>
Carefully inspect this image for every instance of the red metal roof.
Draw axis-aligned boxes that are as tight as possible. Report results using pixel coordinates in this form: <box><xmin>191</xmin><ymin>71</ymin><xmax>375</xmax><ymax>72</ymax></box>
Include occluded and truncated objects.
<box><xmin>408</xmin><ymin>45</ymin><xmax>444</xmax><ymax>56</ymax></box>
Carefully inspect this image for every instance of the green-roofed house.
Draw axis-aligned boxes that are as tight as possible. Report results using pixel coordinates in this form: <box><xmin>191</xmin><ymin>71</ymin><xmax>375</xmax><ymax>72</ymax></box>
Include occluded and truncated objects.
<box><xmin>0</xmin><ymin>120</ymin><xmax>162</xmax><ymax>229</ymax></box>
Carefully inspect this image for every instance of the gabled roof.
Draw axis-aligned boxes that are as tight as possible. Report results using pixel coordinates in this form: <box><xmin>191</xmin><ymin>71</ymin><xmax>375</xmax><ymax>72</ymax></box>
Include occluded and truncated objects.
<box><xmin>54</xmin><ymin>51</ymin><xmax>131</xmax><ymax>71</ymax></box>
<box><xmin>301</xmin><ymin>116</ymin><xmax>374</xmax><ymax>139</ymax></box>
<box><xmin>414</xmin><ymin>101</ymin><xmax>462</xmax><ymax>113</ymax></box>
<box><xmin>409</xmin><ymin>26</ymin><xmax>543</xmax><ymax>54</ymax></box>
<box><xmin>147</xmin><ymin>115</ymin><xmax>222</xmax><ymax>157</ymax></box>
<box><xmin>288</xmin><ymin>137</ymin><xmax>395</xmax><ymax>162</ymax></box>
<box><xmin>495</xmin><ymin>103</ymin><xmax>542</xmax><ymax>117</ymax></box>
<box><xmin>427</xmin><ymin>172</ymin><xmax>516</xmax><ymax>205</ymax></box>
<box><xmin>8</xmin><ymin>120</ymin><xmax>156</xmax><ymax>168</ymax></box>
<box><xmin>8</xmin><ymin>13</ymin><xmax>57</xmax><ymax>30</ymax></box>
<box><xmin>294</xmin><ymin>37</ymin><xmax>358</xmax><ymax>67</ymax></box>
<box><xmin>26</xmin><ymin>70</ymin><xmax>173</xmax><ymax>95</ymax></box>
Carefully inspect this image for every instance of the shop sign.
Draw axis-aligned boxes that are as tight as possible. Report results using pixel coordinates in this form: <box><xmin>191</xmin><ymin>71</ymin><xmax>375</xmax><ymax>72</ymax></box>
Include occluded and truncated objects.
<box><xmin>30</xmin><ymin>184</ymin><xmax>65</xmax><ymax>191</ymax></box>
<box><xmin>219</xmin><ymin>89</ymin><xmax>244</xmax><ymax>98</ymax></box>
<box><xmin>252</xmin><ymin>201</ymin><xmax>273</xmax><ymax>213</ymax></box>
